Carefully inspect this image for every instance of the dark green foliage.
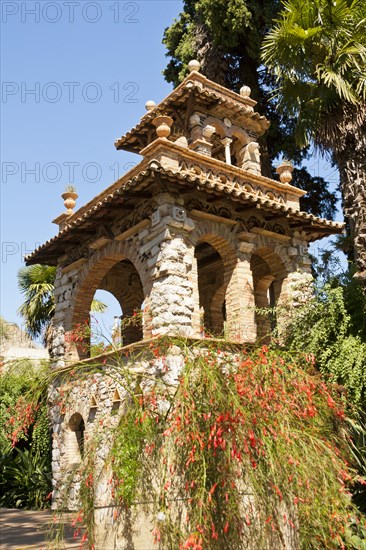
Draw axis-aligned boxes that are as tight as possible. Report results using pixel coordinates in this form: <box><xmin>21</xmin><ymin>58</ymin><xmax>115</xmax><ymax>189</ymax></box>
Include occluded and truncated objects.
<box><xmin>346</xmin><ymin>412</ymin><xmax>366</xmax><ymax>515</ymax></box>
<box><xmin>261</xmin><ymin>0</ymin><xmax>366</xmax><ymax>279</ymax></box>
<box><xmin>0</xmin><ymin>360</ymin><xmax>52</xmax><ymax>509</ymax></box>
<box><xmin>291</xmin><ymin>168</ymin><xmax>338</xmax><ymax>220</ymax></box>
<box><xmin>111</xmin><ymin>399</ymin><xmax>155</xmax><ymax>506</ymax></box>
<box><xmin>0</xmin><ymin>448</ymin><xmax>52</xmax><ymax>509</ymax></box>
<box><xmin>282</xmin><ymin>284</ymin><xmax>366</xmax><ymax>407</ymax></box>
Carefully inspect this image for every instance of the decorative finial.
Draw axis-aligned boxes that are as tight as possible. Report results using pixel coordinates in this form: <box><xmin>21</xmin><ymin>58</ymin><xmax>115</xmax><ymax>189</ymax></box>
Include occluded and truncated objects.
<box><xmin>276</xmin><ymin>160</ymin><xmax>294</xmax><ymax>183</ymax></box>
<box><xmin>145</xmin><ymin>100</ymin><xmax>156</xmax><ymax>112</ymax></box>
<box><xmin>240</xmin><ymin>85</ymin><xmax>251</xmax><ymax>98</ymax></box>
<box><xmin>152</xmin><ymin>115</ymin><xmax>174</xmax><ymax>138</ymax></box>
<box><xmin>188</xmin><ymin>59</ymin><xmax>201</xmax><ymax>73</ymax></box>
<box><xmin>61</xmin><ymin>185</ymin><xmax>78</xmax><ymax>215</ymax></box>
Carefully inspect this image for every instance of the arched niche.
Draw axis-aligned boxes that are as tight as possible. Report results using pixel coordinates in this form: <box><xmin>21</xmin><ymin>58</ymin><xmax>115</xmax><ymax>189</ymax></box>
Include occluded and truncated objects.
<box><xmin>64</xmin><ymin>412</ymin><xmax>85</xmax><ymax>466</ymax></box>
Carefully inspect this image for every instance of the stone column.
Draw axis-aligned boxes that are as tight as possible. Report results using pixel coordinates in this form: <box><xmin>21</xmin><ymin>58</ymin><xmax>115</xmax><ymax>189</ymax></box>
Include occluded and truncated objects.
<box><xmin>225</xmin><ymin>241</ymin><xmax>257</xmax><ymax>343</ymax></box>
<box><xmin>254</xmin><ymin>274</ymin><xmax>275</xmax><ymax>342</ymax></box>
<box><xmin>141</xmin><ymin>194</ymin><xmax>196</xmax><ymax>337</ymax></box>
<box><xmin>221</xmin><ymin>137</ymin><xmax>233</xmax><ymax>165</ymax></box>
<box><xmin>189</xmin><ymin>112</ymin><xmax>215</xmax><ymax>156</ymax></box>
<box><xmin>189</xmin><ymin>254</ymin><xmax>201</xmax><ymax>338</ymax></box>
<box><xmin>275</xmin><ymin>234</ymin><xmax>314</xmax><ymax>340</ymax></box>
<box><xmin>51</xmin><ymin>265</ymin><xmax>81</xmax><ymax>367</ymax></box>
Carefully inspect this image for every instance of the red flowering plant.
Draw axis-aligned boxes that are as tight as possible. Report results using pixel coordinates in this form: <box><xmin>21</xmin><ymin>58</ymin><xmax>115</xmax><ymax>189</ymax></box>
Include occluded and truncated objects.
<box><xmin>88</xmin><ymin>340</ymin><xmax>364</xmax><ymax>550</ymax></box>
<box><xmin>47</xmin><ymin>336</ymin><xmax>365</xmax><ymax>549</ymax></box>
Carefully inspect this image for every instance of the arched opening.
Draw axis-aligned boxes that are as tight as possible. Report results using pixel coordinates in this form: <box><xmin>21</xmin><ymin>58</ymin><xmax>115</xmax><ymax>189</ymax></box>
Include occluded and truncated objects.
<box><xmin>90</xmin><ymin>290</ymin><xmax>122</xmax><ymax>356</ymax></box>
<box><xmin>251</xmin><ymin>251</ymin><xmax>285</xmax><ymax>342</ymax></box>
<box><xmin>70</xmin><ymin>255</ymin><xmax>145</xmax><ymax>360</ymax></box>
<box><xmin>65</xmin><ymin>413</ymin><xmax>85</xmax><ymax>465</ymax></box>
<box><xmin>99</xmin><ymin>259</ymin><xmax>144</xmax><ymax>347</ymax></box>
<box><xmin>195</xmin><ymin>242</ymin><xmax>226</xmax><ymax>336</ymax></box>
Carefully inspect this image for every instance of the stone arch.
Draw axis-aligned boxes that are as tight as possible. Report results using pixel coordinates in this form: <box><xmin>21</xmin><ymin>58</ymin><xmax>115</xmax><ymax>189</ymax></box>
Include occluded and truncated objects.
<box><xmin>204</xmin><ymin>116</ymin><xmax>251</xmax><ymax>145</ymax></box>
<box><xmin>204</xmin><ymin>117</ymin><xmax>251</xmax><ymax>168</ymax></box>
<box><xmin>64</xmin><ymin>239</ymin><xmax>151</xmax><ymax>360</ymax></box>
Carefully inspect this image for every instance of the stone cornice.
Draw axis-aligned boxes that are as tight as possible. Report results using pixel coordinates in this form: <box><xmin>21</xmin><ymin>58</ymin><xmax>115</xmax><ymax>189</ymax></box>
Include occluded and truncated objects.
<box><xmin>140</xmin><ymin>138</ymin><xmax>306</xmax><ymax>201</ymax></box>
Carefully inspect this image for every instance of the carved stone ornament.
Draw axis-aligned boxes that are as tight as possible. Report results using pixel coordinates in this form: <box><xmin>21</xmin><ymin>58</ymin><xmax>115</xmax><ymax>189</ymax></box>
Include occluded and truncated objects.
<box><xmin>173</xmin><ymin>206</ymin><xmax>186</xmax><ymax>222</ymax></box>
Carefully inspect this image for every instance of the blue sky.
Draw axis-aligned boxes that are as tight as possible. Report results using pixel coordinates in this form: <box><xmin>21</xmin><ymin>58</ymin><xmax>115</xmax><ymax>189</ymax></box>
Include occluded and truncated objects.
<box><xmin>1</xmin><ymin>0</ymin><xmax>184</xmax><ymax>330</ymax></box>
<box><xmin>1</xmin><ymin>0</ymin><xmax>342</xmax><ymax>337</ymax></box>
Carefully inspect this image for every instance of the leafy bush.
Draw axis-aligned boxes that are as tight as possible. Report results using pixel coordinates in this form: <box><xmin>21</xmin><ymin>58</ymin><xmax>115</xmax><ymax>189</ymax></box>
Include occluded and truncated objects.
<box><xmin>61</xmin><ymin>341</ymin><xmax>364</xmax><ymax>550</ymax></box>
<box><xmin>281</xmin><ymin>285</ymin><xmax>366</xmax><ymax>408</ymax></box>
<box><xmin>0</xmin><ymin>448</ymin><xmax>52</xmax><ymax>509</ymax></box>
<box><xmin>0</xmin><ymin>359</ymin><xmax>52</xmax><ymax>509</ymax></box>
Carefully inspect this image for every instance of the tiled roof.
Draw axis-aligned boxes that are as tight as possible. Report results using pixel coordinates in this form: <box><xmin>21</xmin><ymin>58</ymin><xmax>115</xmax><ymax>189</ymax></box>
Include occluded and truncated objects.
<box><xmin>115</xmin><ymin>77</ymin><xmax>269</xmax><ymax>153</ymax></box>
<box><xmin>26</xmin><ymin>161</ymin><xmax>344</xmax><ymax>265</ymax></box>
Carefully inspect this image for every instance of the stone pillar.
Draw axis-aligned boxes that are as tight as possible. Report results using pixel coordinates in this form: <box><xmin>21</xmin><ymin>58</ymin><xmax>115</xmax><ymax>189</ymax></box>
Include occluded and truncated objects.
<box><xmin>254</xmin><ymin>274</ymin><xmax>275</xmax><ymax>343</ymax></box>
<box><xmin>189</xmin><ymin>254</ymin><xmax>201</xmax><ymax>337</ymax></box>
<box><xmin>142</xmin><ymin>194</ymin><xmax>196</xmax><ymax>337</ymax></box>
<box><xmin>275</xmin><ymin>234</ymin><xmax>314</xmax><ymax>340</ymax></box>
<box><xmin>51</xmin><ymin>265</ymin><xmax>81</xmax><ymax>367</ymax></box>
<box><xmin>225</xmin><ymin>241</ymin><xmax>257</xmax><ymax>343</ymax></box>
<box><xmin>221</xmin><ymin>137</ymin><xmax>233</xmax><ymax>165</ymax></box>
<box><xmin>189</xmin><ymin>112</ymin><xmax>215</xmax><ymax>156</ymax></box>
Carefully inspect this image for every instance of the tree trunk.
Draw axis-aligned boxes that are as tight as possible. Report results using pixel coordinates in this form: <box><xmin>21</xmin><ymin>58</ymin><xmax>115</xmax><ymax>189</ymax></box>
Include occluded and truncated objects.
<box><xmin>335</xmin><ymin>144</ymin><xmax>366</xmax><ymax>285</ymax></box>
<box><xmin>194</xmin><ymin>23</ymin><xmax>230</xmax><ymax>87</ymax></box>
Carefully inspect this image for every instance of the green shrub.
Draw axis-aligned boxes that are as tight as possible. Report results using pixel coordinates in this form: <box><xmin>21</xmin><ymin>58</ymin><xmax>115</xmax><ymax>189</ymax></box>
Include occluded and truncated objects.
<box><xmin>0</xmin><ymin>359</ymin><xmax>52</xmax><ymax>509</ymax></box>
<box><xmin>282</xmin><ymin>285</ymin><xmax>366</xmax><ymax>408</ymax></box>
<box><xmin>0</xmin><ymin>448</ymin><xmax>52</xmax><ymax>509</ymax></box>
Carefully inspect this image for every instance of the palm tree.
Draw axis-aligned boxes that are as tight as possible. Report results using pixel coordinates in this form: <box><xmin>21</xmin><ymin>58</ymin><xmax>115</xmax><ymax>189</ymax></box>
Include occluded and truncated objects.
<box><xmin>18</xmin><ymin>265</ymin><xmax>56</xmax><ymax>341</ymax></box>
<box><xmin>261</xmin><ymin>0</ymin><xmax>366</xmax><ymax>282</ymax></box>
<box><xmin>18</xmin><ymin>265</ymin><xmax>106</xmax><ymax>341</ymax></box>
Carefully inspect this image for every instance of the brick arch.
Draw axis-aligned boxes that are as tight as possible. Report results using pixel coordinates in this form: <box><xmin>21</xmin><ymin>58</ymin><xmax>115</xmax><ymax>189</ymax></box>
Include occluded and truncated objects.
<box><xmin>250</xmin><ymin>245</ymin><xmax>289</xmax><ymax>342</ymax></box>
<box><xmin>61</xmin><ymin>240</ymin><xmax>151</xmax><ymax>361</ymax></box>
<box><xmin>99</xmin><ymin>261</ymin><xmax>144</xmax><ymax>345</ymax></box>
<box><xmin>67</xmin><ymin>239</ymin><xmax>150</xmax><ymax>331</ymax></box>
<box><xmin>252</xmin><ymin>236</ymin><xmax>293</xmax><ymax>274</ymax></box>
<box><xmin>189</xmin><ymin>219</ymin><xmax>238</xmax><ymax>267</ymax></box>
<box><xmin>188</xmin><ymin>219</ymin><xmax>238</xmax><ymax>336</ymax></box>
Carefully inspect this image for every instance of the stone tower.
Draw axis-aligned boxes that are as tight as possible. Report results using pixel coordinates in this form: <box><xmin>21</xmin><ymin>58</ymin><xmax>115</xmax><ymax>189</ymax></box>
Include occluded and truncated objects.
<box><xmin>26</xmin><ymin>61</ymin><xmax>343</xmax><ymax>548</ymax></box>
